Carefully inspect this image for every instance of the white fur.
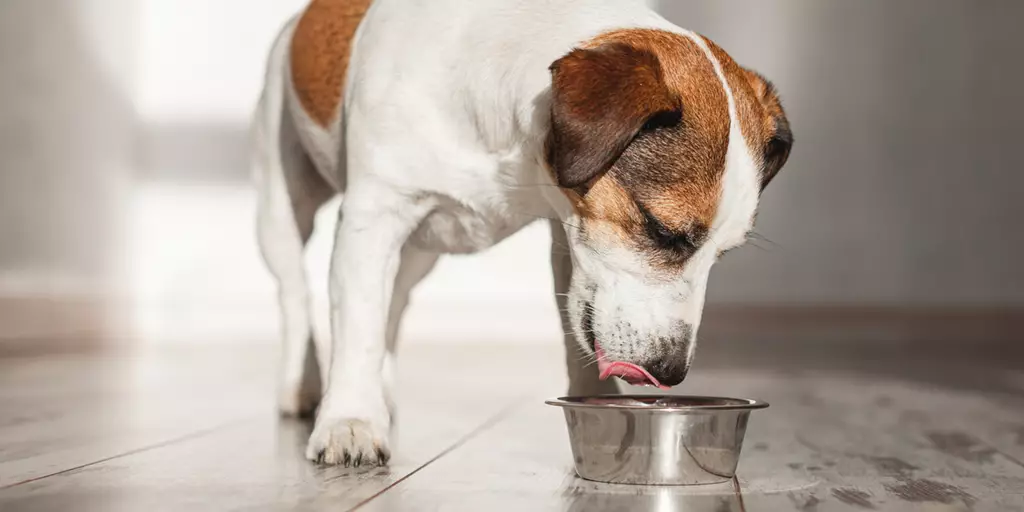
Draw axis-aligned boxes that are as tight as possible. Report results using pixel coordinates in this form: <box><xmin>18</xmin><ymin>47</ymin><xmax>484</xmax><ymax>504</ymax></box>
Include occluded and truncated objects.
<box><xmin>253</xmin><ymin>0</ymin><xmax>762</xmax><ymax>465</ymax></box>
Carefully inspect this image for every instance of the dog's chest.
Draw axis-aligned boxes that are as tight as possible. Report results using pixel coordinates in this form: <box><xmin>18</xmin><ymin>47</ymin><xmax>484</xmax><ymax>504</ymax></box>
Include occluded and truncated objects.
<box><xmin>408</xmin><ymin>193</ymin><xmax>538</xmax><ymax>254</ymax></box>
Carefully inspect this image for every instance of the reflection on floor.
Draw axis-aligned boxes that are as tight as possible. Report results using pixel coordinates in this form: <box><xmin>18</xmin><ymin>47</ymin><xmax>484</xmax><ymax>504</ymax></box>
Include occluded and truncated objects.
<box><xmin>1</xmin><ymin>311</ymin><xmax>1023</xmax><ymax>511</ymax></box>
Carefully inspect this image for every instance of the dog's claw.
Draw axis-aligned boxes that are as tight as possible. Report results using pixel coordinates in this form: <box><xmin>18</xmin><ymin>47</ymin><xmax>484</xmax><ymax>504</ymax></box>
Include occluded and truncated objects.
<box><xmin>306</xmin><ymin>417</ymin><xmax>390</xmax><ymax>467</ymax></box>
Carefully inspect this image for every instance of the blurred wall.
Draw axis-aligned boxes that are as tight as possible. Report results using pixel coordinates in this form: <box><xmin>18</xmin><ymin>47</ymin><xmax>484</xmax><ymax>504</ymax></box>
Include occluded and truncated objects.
<box><xmin>0</xmin><ymin>0</ymin><xmax>137</xmax><ymax>294</ymax></box>
<box><xmin>0</xmin><ymin>1</ymin><xmax>1022</xmax><ymax>341</ymax></box>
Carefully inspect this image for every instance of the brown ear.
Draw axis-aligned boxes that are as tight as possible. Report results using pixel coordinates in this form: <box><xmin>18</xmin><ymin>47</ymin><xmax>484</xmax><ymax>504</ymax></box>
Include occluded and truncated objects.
<box><xmin>547</xmin><ymin>43</ymin><xmax>679</xmax><ymax>189</ymax></box>
<box><xmin>745</xmin><ymin>71</ymin><xmax>793</xmax><ymax>189</ymax></box>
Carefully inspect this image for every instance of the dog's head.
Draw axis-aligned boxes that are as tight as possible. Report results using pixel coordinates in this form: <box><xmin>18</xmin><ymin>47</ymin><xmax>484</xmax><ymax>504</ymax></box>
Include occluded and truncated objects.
<box><xmin>545</xmin><ymin>29</ymin><xmax>792</xmax><ymax>388</ymax></box>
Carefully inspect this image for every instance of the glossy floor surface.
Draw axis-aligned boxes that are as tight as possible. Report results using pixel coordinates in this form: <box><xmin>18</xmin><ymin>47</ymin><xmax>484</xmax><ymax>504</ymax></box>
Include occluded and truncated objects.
<box><xmin>2</xmin><ymin>325</ymin><xmax>1023</xmax><ymax>511</ymax></box>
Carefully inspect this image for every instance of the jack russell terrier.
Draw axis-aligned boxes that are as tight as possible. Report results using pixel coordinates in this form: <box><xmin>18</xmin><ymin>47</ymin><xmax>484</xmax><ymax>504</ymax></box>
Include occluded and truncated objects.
<box><xmin>253</xmin><ymin>0</ymin><xmax>792</xmax><ymax>466</ymax></box>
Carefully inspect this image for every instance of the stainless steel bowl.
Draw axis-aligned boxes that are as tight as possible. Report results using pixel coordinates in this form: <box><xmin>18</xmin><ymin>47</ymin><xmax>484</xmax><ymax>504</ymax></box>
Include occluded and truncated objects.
<box><xmin>546</xmin><ymin>395</ymin><xmax>768</xmax><ymax>485</ymax></box>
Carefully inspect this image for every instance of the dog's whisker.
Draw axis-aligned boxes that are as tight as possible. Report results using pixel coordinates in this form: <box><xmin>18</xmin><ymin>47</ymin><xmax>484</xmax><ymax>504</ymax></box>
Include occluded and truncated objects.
<box><xmin>511</xmin><ymin>211</ymin><xmax>583</xmax><ymax>232</ymax></box>
<box><xmin>748</xmin><ymin>231</ymin><xmax>780</xmax><ymax>247</ymax></box>
<box><xmin>573</xmin><ymin>350</ymin><xmax>599</xmax><ymax>363</ymax></box>
<box><xmin>562</xmin><ymin>330</ymin><xmax>595</xmax><ymax>337</ymax></box>
<box><xmin>505</xmin><ymin>182</ymin><xmax>562</xmax><ymax>189</ymax></box>
<box><xmin>744</xmin><ymin>239</ymin><xmax>773</xmax><ymax>252</ymax></box>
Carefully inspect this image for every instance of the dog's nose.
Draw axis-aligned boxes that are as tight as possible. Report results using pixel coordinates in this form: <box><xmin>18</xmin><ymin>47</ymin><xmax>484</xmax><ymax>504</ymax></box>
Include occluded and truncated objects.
<box><xmin>647</xmin><ymin>358</ymin><xmax>690</xmax><ymax>387</ymax></box>
<box><xmin>645</xmin><ymin>330</ymin><xmax>695</xmax><ymax>387</ymax></box>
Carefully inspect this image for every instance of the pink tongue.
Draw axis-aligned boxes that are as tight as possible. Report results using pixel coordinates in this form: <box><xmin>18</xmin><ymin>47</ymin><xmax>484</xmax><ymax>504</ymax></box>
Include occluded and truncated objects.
<box><xmin>595</xmin><ymin>342</ymin><xmax>669</xmax><ymax>390</ymax></box>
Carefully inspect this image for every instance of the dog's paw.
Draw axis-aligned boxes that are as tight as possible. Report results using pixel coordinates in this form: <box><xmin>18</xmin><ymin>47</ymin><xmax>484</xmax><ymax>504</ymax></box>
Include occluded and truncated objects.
<box><xmin>305</xmin><ymin>417</ymin><xmax>390</xmax><ymax>467</ymax></box>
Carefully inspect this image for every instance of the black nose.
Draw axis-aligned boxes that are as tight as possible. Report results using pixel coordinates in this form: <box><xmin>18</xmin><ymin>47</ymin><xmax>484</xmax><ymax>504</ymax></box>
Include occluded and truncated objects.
<box><xmin>646</xmin><ymin>326</ymin><xmax>695</xmax><ymax>387</ymax></box>
<box><xmin>648</xmin><ymin>358</ymin><xmax>690</xmax><ymax>387</ymax></box>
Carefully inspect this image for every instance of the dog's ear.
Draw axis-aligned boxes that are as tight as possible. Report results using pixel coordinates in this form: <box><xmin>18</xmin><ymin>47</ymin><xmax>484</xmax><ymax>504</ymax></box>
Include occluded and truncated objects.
<box><xmin>745</xmin><ymin>70</ymin><xmax>793</xmax><ymax>189</ymax></box>
<box><xmin>547</xmin><ymin>43</ymin><xmax>680</xmax><ymax>189</ymax></box>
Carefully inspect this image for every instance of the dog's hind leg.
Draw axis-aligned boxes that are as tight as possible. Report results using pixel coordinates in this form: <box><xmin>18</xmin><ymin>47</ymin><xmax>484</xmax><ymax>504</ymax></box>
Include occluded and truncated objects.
<box><xmin>382</xmin><ymin>245</ymin><xmax>439</xmax><ymax>418</ymax></box>
<box><xmin>254</xmin><ymin>24</ymin><xmax>333</xmax><ymax>417</ymax></box>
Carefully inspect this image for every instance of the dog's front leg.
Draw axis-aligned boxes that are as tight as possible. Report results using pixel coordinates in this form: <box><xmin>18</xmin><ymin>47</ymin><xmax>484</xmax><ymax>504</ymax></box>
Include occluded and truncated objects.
<box><xmin>306</xmin><ymin>184</ymin><xmax>428</xmax><ymax>466</ymax></box>
<box><xmin>549</xmin><ymin>220</ymin><xmax>621</xmax><ymax>396</ymax></box>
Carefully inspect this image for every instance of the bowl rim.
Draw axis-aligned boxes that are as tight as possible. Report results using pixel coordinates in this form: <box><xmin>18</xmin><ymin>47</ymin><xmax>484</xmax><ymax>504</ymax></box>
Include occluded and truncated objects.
<box><xmin>545</xmin><ymin>394</ymin><xmax>769</xmax><ymax>412</ymax></box>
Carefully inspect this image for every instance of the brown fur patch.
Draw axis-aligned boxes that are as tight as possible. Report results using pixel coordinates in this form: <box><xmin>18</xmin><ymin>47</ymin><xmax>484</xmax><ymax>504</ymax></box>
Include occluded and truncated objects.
<box><xmin>290</xmin><ymin>0</ymin><xmax>373</xmax><ymax>127</ymax></box>
<box><xmin>547</xmin><ymin>40</ymin><xmax>678</xmax><ymax>188</ymax></box>
<box><xmin>569</xmin><ymin>175</ymin><xmax>638</xmax><ymax>245</ymax></box>
<box><xmin>549</xmin><ymin>29</ymin><xmax>730</xmax><ymax>269</ymax></box>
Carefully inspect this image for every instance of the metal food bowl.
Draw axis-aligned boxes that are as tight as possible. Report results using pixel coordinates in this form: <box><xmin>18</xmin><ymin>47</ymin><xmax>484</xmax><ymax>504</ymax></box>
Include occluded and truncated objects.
<box><xmin>546</xmin><ymin>395</ymin><xmax>768</xmax><ymax>485</ymax></box>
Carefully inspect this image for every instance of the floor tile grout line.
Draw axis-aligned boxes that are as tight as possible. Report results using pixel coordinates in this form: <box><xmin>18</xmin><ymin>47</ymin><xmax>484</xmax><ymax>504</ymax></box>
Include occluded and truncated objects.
<box><xmin>0</xmin><ymin>414</ymin><xmax>257</xmax><ymax>490</ymax></box>
<box><xmin>348</xmin><ymin>396</ymin><xmax>532</xmax><ymax>511</ymax></box>
<box><xmin>732</xmin><ymin>476</ymin><xmax>749</xmax><ymax>512</ymax></box>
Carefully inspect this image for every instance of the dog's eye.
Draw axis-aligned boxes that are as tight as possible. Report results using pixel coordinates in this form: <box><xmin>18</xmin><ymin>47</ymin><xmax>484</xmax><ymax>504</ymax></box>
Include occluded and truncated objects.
<box><xmin>650</xmin><ymin>221</ymin><xmax>693</xmax><ymax>251</ymax></box>
<box><xmin>640</xmin><ymin>206</ymin><xmax>699</xmax><ymax>254</ymax></box>
<box><xmin>640</xmin><ymin>109</ymin><xmax>683</xmax><ymax>133</ymax></box>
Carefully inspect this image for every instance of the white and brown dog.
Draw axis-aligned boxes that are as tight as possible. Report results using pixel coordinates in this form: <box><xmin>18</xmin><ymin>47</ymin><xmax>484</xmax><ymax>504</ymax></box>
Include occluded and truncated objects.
<box><xmin>253</xmin><ymin>0</ymin><xmax>791</xmax><ymax>466</ymax></box>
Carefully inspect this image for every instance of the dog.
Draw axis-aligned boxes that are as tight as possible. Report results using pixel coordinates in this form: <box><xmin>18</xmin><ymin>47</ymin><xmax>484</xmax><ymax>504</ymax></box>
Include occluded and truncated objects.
<box><xmin>252</xmin><ymin>0</ymin><xmax>791</xmax><ymax>467</ymax></box>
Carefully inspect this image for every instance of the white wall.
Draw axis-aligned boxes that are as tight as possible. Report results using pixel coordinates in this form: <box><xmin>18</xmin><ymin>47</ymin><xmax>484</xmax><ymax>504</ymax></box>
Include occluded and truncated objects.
<box><xmin>0</xmin><ymin>0</ymin><xmax>136</xmax><ymax>295</ymax></box>
<box><xmin>135</xmin><ymin>0</ymin><xmax>306</xmax><ymax>124</ymax></box>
